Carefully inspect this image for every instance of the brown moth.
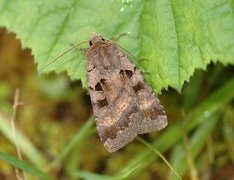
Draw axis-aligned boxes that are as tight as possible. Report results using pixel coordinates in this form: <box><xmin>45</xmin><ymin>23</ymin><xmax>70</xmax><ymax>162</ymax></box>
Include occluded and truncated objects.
<box><xmin>85</xmin><ymin>32</ymin><xmax>167</xmax><ymax>152</ymax></box>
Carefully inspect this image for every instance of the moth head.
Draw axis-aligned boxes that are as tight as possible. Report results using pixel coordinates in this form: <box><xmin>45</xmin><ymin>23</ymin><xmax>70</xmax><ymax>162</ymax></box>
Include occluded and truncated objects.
<box><xmin>89</xmin><ymin>32</ymin><xmax>106</xmax><ymax>47</ymax></box>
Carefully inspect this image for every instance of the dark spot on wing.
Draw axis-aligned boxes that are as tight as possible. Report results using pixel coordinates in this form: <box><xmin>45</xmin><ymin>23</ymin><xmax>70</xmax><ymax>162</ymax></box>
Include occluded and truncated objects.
<box><xmin>119</xmin><ymin>69</ymin><xmax>133</xmax><ymax>84</ymax></box>
<box><xmin>97</xmin><ymin>98</ymin><xmax>108</xmax><ymax>108</ymax></box>
<box><xmin>100</xmin><ymin>78</ymin><xmax>111</xmax><ymax>92</ymax></box>
<box><xmin>102</xmin><ymin>126</ymin><xmax>118</xmax><ymax>142</ymax></box>
<box><xmin>125</xmin><ymin>70</ymin><xmax>133</xmax><ymax>78</ymax></box>
<box><xmin>118</xmin><ymin>105</ymin><xmax>138</xmax><ymax>130</ymax></box>
<box><xmin>142</xmin><ymin>107</ymin><xmax>164</xmax><ymax>120</ymax></box>
<box><xmin>119</xmin><ymin>69</ymin><xmax>124</xmax><ymax>75</ymax></box>
<box><xmin>95</xmin><ymin>82</ymin><xmax>103</xmax><ymax>91</ymax></box>
<box><xmin>100</xmin><ymin>78</ymin><xmax>106</xmax><ymax>84</ymax></box>
<box><xmin>133</xmin><ymin>82</ymin><xmax>144</xmax><ymax>92</ymax></box>
<box><xmin>101</xmin><ymin>106</ymin><xmax>138</xmax><ymax>142</ymax></box>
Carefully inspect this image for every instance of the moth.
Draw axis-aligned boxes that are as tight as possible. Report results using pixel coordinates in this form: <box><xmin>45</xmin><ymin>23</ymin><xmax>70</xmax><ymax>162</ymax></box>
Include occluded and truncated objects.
<box><xmin>85</xmin><ymin>33</ymin><xmax>167</xmax><ymax>152</ymax></box>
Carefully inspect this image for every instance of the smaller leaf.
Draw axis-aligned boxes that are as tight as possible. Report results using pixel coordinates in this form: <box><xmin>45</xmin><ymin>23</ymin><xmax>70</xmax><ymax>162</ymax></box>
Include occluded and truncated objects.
<box><xmin>0</xmin><ymin>152</ymin><xmax>51</xmax><ymax>180</ymax></box>
<box><xmin>114</xmin><ymin>163</ymin><xmax>142</xmax><ymax>179</ymax></box>
<box><xmin>137</xmin><ymin>137</ymin><xmax>182</xmax><ymax>180</ymax></box>
<box><xmin>73</xmin><ymin>171</ymin><xmax>112</xmax><ymax>180</ymax></box>
<box><xmin>169</xmin><ymin>113</ymin><xmax>219</xmax><ymax>179</ymax></box>
<box><xmin>48</xmin><ymin>116</ymin><xmax>94</xmax><ymax>170</ymax></box>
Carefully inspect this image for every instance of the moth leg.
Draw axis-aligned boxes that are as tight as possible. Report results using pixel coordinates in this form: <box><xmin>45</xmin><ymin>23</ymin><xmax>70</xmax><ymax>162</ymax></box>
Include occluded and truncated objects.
<box><xmin>111</xmin><ymin>32</ymin><xmax>130</xmax><ymax>41</ymax></box>
<box><xmin>69</xmin><ymin>43</ymin><xmax>88</xmax><ymax>54</ymax></box>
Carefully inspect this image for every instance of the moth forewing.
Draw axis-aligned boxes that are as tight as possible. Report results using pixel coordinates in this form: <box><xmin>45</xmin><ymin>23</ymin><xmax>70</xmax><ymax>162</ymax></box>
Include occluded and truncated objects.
<box><xmin>85</xmin><ymin>33</ymin><xmax>167</xmax><ymax>153</ymax></box>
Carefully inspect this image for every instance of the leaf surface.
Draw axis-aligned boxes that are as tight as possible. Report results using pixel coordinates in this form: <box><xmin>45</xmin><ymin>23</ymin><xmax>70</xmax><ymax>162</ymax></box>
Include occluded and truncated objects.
<box><xmin>0</xmin><ymin>0</ymin><xmax>233</xmax><ymax>92</ymax></box>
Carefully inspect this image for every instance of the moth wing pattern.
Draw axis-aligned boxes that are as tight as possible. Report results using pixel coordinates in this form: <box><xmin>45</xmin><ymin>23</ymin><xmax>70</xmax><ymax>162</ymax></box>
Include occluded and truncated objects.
<box><xmin>85</xmin><ymin>33</ymin><xmax>167</xmax><ymax>152</ymax></box>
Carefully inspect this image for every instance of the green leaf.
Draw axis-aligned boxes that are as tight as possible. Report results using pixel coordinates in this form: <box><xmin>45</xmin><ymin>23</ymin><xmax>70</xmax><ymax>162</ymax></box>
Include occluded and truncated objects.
<box><xmin>73</xmin><ymin>171</ymin><xmax>112</xmax><ymax>180</ymax></box>
<box><xmin>0</xmin><ymin>152</ymin><xmax>51</xmax><ymax>180</ymax></box>
<box><xmin>72</xmin><ymin>164</ymin><xmax>141</xmax><ymax>180</ymax></box>
<box><xmin>0</xmin><ymin>0</ymin><xmax>234</xmax><ymax>92</ymax></box>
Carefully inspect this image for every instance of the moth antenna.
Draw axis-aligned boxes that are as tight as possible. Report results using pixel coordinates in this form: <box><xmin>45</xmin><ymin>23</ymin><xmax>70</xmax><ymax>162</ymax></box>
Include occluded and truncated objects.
<box><xmin>110</xmin><ymin>40</ymin><xmax>149</xmax><ymax>73</ymax></box>
<box><xmin>109</xmin><ymin>34</ymin><xmax>150</xmax><ymax>63</ymax></box>
<box><xmin>41</xmin><ymin>40</ymin><xmax>90</xmax><ymax>70</ymax></box>
<box><xmin>117</xmin><ymin>42</ymin><xmax>150</xmax><ymax>63</ymax></box>
<box><xmin>109</xmin><ymin>39</ymin><xmax>138</xmax><ymax>62</ymax></box>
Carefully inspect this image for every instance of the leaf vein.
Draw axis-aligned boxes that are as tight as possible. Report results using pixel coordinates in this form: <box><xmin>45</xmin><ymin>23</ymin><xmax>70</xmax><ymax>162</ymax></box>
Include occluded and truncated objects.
<box><xmin>168</xmin><ymin>0</ymin><xmax>180</xmax><ymax>89</ymax></box>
